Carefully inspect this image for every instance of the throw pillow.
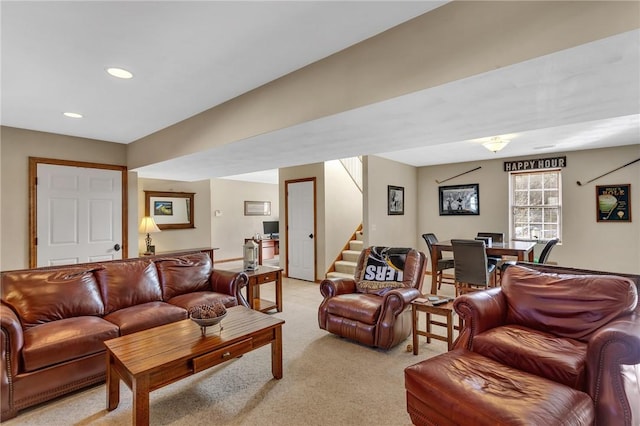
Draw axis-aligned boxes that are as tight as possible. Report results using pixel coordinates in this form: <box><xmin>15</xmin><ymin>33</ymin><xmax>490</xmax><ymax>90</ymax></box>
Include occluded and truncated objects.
<box><xmin>356</xmin><ymin>246</ymin><xmax>413</xmax><ymax>295</ymax></box>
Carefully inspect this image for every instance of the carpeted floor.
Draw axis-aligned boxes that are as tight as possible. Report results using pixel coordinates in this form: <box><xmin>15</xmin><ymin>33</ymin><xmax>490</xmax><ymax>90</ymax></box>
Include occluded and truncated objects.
<box><xmin>5</xmin><ymin>276</ymin><xmax>452</xmax><ymax>426</ymax></box>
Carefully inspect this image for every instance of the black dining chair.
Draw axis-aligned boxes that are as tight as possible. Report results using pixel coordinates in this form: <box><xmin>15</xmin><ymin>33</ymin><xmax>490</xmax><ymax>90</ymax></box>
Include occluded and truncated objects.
<box><xmin>422</xmin><ymin>233</ymin><xmax>455</xmax><ymax>292</ymax></box>
<box><xmin>451</xmin><ymin>239</ymin><xmax>497</xmax><ymax>296</ymax></box>
<box><xmin>501</xmin><ymin>238</ymin><xmax>560</xmax><ymax>273</ymax></box>
<box><xmin>537</xmin><ymin>238</ymin><xmax>560</xmax><ymax>264</ymax></box>
<box><xmin>476</xmin><ymin>232</ymin><xmax>504</xmax><ymax>263</ymax></box>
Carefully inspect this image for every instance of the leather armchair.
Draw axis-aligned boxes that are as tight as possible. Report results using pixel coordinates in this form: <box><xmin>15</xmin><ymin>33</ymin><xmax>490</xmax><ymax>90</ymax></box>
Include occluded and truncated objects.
<box><xmin>318</xmin><ymin>247</ymin><xmax>427</xmax><ymax>349</ymax></box>
<box><xmin>453</xmin><ymin>264</ymin><xmax>640</xmax><ymax>426</ymax></box>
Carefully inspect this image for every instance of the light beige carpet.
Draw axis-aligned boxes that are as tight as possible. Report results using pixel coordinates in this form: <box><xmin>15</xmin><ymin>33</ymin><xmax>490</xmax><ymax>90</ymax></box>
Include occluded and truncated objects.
<box><xmin>5</xmin><ymin>277</ymin><xmax>451</xmax><ymax>426</ymax></box>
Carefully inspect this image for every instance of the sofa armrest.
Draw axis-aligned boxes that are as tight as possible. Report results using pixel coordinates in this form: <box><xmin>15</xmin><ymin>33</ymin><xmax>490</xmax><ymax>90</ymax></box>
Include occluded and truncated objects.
<box><xmin>587</xmin><ymin>313</ymin><xmax>640</xmax><ymax>426</ymax></box>
<box><xmin>211</xmin><ymin>269</ymin><xmax>250</xmax><ymax>308</ymax></box>
<box><xmin>1</xmin><ymin>303</ymin><xmax>23</xmax><ymax>415</ymax></box>
<box><xmin>319</xmin><ymin>278</ymin><xmax>357</xmax><ymax>298</ymax></box>
<box><xmin>453</xmin><ymin>287</ymin><xmax>507</xmax><ymax>350</ymax></box>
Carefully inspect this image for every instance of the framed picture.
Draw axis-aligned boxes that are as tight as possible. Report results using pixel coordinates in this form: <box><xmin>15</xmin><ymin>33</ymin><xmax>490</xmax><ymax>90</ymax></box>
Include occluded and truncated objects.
<box><xmin>144</xmin><ymin>191</ymin><xmax>195</xmax><ymax>230</ymax></box>
<box><xmin>244</xmin><ymin>200</ymin><xmax>271</xmax><ymax>216</ymax></box>
<box><xmin>388</xmin><ymin>185</ymin><xmax>404</xmax><ymax>215</ymax></box>
<box><xmin>439</xmin><ymin>184</ymin><xmax>480</xmax><ymax>216</ymax></box>
<box><xmin>596</xmin><ymin>184</ymin><xmax>631</xmax><ymax>222</ymax></box>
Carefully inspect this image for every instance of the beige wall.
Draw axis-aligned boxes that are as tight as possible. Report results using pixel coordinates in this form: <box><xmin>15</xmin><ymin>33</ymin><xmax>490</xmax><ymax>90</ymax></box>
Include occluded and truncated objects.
<box><xmin>323</xmin><ymin>160</ymin><xmax>363</xmax><ymax>272</ymax></box>
<box><xmin>0</xmin><ymin>126</ymin><xmax>129</xmax><ymax>270</ymax></box>
<box><xmin>127</xmin><ymin>2</ymin><xmax>639</xmax><ymax>170</ymax></box>
<box><xmin>137</xmin><ymin>178</ymin><xmax>212</xmax><ymax>256</ymax></box>
<box><xmin>364</xmin><ymin>156</ymin><xmax>419</xmax><ymax>249</ymax></box>
<box><xmin>210</xmin><ymin>178</ymin><xmax>279</xmax><ymax>262</ymax></box>
<box><xmin>417</xmin><ymin>145</ymin><xmax>640</xmax><ymax>274</ymax></box>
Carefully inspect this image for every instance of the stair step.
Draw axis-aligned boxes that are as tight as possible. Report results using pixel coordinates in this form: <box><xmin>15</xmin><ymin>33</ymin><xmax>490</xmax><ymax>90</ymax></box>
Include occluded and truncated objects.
<box><xmin>355</xmin><ymin>231</ymin><xmax>364</xmax><ymax>241</ymax></box>
<box><xmin>349</xmin><ymin>240</ymin><xmax>364</xmax><ymax>251</ymax></box>
<box><xmin>335</xmin><ymin>260</ymin><xmax>357</xmax><ymax>274</ymax></box>
<box><xmin>326</xmin><ymin>271</ymin><xmax>354</xmax><ymax>280</ymax></box>
<box><xmin>342</xmin><ymin>250</ymin><xmax>361</xmax><ymax>262</ymax></box>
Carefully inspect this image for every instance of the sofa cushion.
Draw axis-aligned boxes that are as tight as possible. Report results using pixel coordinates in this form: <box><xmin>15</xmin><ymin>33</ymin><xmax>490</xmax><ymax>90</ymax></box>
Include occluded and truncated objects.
<box><xmin>167</xmin><ymin>291</ymin><xmax>237</xmax><ymax>311</ymax></box>
<box><xmin>1</xmin><ymin>268</ymin><xmax>104</xmax><ymax>329</ymax></box>
<box><xmin>326</xmin><ymin>294</ymin><xmax>382</xmax><ymax>324</ymax></box>
<box><xmin>103</xmin><ymin>301</ymin><xmax>187</xmax><ymax>335</ymax></box>
<box><xmin>155</xmin><ymin>253</ymin><xmax>212</xmax><ymax>300</ymax></box>
<box><xmin>501</xmin><ymin>266</ymin><xmax>638</xmax><ymax>341</ymax></box>
<box><xmin>21</xmin><ymin>316</ymin><xmax>119</xmax><ymax>372</ymax></box>
<box><xmin>95</xmin><ymin>260</ymin><xmax>162</xmax><ymax>314</ymax></box>
<box><xmin>473</xmin><ymin>324</ymin><xmax>588</xmax><ymax>391</ymax></box>
<box><xmin>356</xmin><ymin>247</ymin><xmax>413</xmax><ymax>295</ymax></box>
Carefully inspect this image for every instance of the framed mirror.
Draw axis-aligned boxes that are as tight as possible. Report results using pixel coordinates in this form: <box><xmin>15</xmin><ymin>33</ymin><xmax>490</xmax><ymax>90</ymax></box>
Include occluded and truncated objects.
<box><xmin>144</xmin><ymin>191</ymin><xmax>195</xmax><ymax>230</ymax></box>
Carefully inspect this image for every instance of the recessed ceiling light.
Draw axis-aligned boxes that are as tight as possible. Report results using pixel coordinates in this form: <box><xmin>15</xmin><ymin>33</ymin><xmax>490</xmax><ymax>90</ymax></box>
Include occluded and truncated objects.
<box><xmin>106</xmin><ymin>67</ymin><xmax>133</xmax><ymax>79</ymax></box>
<box><xmin>63</xmin><ymin>112</ymin><xmax>83</xmax><ymax>119</ymax></box>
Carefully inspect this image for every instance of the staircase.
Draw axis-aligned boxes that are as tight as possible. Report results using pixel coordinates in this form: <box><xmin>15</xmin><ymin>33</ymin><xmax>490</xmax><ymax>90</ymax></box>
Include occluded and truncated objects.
<box><xmin>326</xmin><ymin>229</ymin><xmax>364</xmax><ymax>279</ymax></box>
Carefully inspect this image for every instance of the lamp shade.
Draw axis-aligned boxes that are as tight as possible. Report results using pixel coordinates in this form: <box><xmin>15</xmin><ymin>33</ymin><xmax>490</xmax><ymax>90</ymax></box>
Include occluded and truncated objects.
<box><xmin>482</xmin><ymin>137</ymin><xmax>510</xmax><ymax>153</ymax></box>
<box><xmin>138</xmin><ymin>216</ymin><xmax>161</xmax><ymax>234</ymax></box>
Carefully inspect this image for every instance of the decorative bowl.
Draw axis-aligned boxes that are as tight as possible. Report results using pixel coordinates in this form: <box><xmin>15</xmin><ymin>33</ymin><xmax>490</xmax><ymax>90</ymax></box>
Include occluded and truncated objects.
<box><xmin>190</xmin><ymin>311</ymin><xmax>227</xmax><ymax>335</ymax></box>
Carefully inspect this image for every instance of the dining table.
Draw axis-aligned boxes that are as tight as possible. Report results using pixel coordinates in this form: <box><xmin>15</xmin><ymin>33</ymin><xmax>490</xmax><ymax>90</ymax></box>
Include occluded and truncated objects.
<box><xmin>429</xmin><ymin>240</ymin><xmax>537</xmax><ymax>294</ymax></box>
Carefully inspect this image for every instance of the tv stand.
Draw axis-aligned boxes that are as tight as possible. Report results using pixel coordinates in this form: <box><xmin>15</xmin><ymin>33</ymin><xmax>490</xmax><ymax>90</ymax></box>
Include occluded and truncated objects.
<box><xmin>245</xmin><ymin>238</ymin><xmax>279</xmax><ymax>265</ymax></box>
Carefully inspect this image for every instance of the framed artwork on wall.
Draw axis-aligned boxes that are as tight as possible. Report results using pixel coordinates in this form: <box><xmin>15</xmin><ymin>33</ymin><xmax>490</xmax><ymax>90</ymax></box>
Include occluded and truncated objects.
<box><xmin>144</xmin><ymin>190</ymin><xmax>195</xmax><ymax>230</ymax></box>
<box><xmin>596</xmin><ymin>184</ymin><xmax>631</xmax><ymax>222</ymax></box>
<box><xmin>244</xmin><ymin>200</ymin><xmax>271</xmax><ymax>216</ymax></box>
<box><xmin>439</xmin><ymin>184</ymin><xmax>480</xmax><ymax>216</ymax></box>
<box><xmin>388</xmin><ymin>185</ymin><xmax>404</xmax><ymax>215</ymax></box>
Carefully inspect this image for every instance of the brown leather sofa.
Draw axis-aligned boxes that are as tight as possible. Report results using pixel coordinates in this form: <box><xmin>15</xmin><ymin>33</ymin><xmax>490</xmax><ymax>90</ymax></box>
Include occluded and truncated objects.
<box><xmin>0</xmin><ymin>251</ymin><xmax>248</xmax><ymax>421</ymax></box>
<box><xmin>405</xmin><ymin>264</ymin><xmax>640</xmax><ymax>426</ymax></box>
<box><xmin>318</xmin><ymin>246</ymin><xmax>427</xmax><ymax>349</ymax></box>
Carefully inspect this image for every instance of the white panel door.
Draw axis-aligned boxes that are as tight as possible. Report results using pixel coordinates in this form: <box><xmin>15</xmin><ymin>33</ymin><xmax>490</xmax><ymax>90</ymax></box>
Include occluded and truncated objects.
<box><xmin>287</xmin><ymin>180</ymin><xmax>315</xmax><ymax>281</ymax></box>
<box><xmin>37</xmin><ymin>164</ymin><xmax>123</xmax><ymax>266</ymax></box>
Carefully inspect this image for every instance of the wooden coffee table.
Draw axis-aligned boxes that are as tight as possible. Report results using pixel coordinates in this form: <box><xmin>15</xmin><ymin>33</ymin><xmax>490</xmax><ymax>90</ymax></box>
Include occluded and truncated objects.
<box><xmin>104</xmin><ymin>306</ymin><xmax>284</xmax><ymax>425</ymax></box>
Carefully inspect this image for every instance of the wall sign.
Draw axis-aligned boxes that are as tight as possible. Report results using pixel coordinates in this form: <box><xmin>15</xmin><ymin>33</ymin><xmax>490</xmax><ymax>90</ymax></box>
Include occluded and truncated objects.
<box><xmin>504</xmin><ymin>156</ymin><xmax>566</xmax><ymax>172</ymax></box>
<box><xmin>596</xmin><ymin>184</ymin><xmax>631</xmax><ymax>222</ymax></box>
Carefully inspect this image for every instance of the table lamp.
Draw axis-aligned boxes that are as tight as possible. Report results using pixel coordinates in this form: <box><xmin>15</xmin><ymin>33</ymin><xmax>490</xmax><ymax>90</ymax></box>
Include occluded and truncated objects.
<box><xmin>139</xmin><ymin>216</ymin><xmax>161</xmax><ymax>255</ymax></box>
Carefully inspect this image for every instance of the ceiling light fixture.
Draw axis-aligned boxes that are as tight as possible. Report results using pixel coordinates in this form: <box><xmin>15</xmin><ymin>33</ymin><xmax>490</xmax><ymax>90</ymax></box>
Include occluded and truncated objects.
<box><xmin>63</xmin><ymin>112</ymin><xmax>83</xmax><ymax>119</ymax></box>
<box><xmin>106</xmin><ymin>67</ymin><xmax>133</xmax><ymax>79</ymax></box>
<box><xmin>482</xmin><ymin>137</ymin><xmax>510</xmax><ymax>153</ymax></box>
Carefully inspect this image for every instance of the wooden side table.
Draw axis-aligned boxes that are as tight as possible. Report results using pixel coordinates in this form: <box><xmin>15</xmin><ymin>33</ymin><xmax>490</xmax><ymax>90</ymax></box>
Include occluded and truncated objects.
<box><xmin>411</xmin><ymin>296</ymin><xmax>456</xmax><ymax>354</ymax></box>
<box><xmin>232</xmin><ymin>265</ymin><xmax>283</xmax><ymax>313</ymax></box>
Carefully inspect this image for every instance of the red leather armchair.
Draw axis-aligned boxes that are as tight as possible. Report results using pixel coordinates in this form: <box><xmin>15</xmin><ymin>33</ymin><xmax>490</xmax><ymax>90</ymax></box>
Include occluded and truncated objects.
<box><xmin>456</xmin><ymin>264</ymin><xmax>639</xmax><ymax>425</ymax></box>
<box><xmin>318</xmin><ymin>247</ymin><xmax>427</xmax><ymax>349</ymax></box>
<box><xmin>405</xmin><ymin>264</ymin><xmax>639</xmax><ymax>425</ymax></box>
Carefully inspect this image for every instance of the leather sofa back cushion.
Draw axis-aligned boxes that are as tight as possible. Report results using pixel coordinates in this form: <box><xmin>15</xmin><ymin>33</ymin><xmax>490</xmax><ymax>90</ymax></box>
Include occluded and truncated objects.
<box><xmin>94</xmin><ymin>260</ymin><xmax>162</xmax><ymax>314</ymax></box>
<box><xmin>155</xmin><ymin>253</ymin><xmax>213</xmax><ymax>300</ymax></box>
<box><xmin>502</xmin><ymin>266</ymin><xmax>638</xmax><ymax>341</ymax></box>
<box><xmin>1</xmin><ymin>268</ymin><xmax>104</xmax><ymax>329</ymax></box>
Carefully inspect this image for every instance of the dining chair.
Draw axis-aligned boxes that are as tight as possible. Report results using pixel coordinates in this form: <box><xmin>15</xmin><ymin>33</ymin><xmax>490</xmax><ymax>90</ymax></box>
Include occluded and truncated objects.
<box><xmin>476</xmin><ymin>232</ymin><xmax>505</xmax><ymax>263</ymax></box>
<box><xmin>451</xmin><ymin>239</ymin><xmax>497</xmax><ymax>296</ymax></box>
<box><xmin>536</xmin><ymin>238</ymin><xmax>560</xmax><ymax>264</ymax></box>
<box><xmin>422</xmin><ymin>233</ymin><xmax>455</xmax><ymax>293</ymax></box>
<box><xmin>501</xmin><ymin>237</ymin><xmax>560</xmax><ymax>272</ymax></box>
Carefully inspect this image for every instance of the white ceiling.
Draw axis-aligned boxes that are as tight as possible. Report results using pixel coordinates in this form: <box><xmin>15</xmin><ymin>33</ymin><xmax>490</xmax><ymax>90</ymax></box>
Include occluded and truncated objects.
<box><xmin>2</xmin><ymin>2</ymin><xmax>639</xmax><ymax>185</ymax></box>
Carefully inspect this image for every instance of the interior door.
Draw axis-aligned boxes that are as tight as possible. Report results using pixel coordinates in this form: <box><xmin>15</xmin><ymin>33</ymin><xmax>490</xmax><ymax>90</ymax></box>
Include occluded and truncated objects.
<box><xmin>35</xmin><ymin>163</ymin><xmax>124</xmax><ymax>266</ymax></box>
<box><xmin>286</xmin><ymin>179</ymin><xmax>316</xmax><ymax>281</ymax></box>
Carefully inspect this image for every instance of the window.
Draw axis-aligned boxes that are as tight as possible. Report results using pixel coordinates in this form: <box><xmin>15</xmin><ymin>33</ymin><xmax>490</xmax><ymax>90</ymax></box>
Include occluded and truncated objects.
<box><xmin>510</xmin><ymin>170</ymin><xmax>561</xmax><ymax>242</ymax></box>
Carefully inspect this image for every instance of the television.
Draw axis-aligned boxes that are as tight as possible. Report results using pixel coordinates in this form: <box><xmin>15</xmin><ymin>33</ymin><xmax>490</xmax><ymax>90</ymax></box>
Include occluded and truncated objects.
<box><xmin>263</xmin><ymin>221</ymin><xmax>279</xmax><ymax>238</ymax></box>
